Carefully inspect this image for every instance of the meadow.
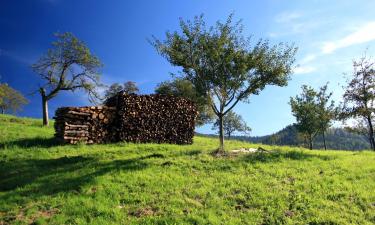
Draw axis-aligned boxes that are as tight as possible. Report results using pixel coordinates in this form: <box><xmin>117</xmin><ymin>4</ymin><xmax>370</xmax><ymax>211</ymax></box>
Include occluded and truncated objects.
<box><xmin>0</xmin><ymin>114</ymin><xmax>375</xmax><ymax>224</ymax></box>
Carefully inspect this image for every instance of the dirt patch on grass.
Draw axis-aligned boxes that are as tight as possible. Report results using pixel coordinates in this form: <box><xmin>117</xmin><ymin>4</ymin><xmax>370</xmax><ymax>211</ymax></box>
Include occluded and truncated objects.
<box><xmin>129</xmin><ymin>207</ymin><xmax>158</xmax><ymax>217</ymax></box>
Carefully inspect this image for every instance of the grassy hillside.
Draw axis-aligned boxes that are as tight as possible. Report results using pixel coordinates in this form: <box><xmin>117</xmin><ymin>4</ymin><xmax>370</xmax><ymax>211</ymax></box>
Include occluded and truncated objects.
<box><xmin>0</xmin><ymin>114</ymin><xmax>375</xmax><ymax>224</ymax></box>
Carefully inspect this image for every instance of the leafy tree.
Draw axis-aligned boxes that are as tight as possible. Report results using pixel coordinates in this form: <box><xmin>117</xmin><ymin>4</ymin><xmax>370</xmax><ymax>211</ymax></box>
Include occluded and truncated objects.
<box><xmin>340</xmin><ymin>55</ymin><xmax>375</xmax><ymax>150</ymax></box>
<box><xmin>151</xmin><ymin>14</ymin><xmax>297</xmax><ymax>153</ymax></box>
<box><xmin>32</xmin><ymin>32</ymin><xmax>103</xmax><ymax>126</ymax></box>
<box><xmin>0</xmin><ymin>83</ymin><xmax>28</xmax><ymax>114</ymax></box>
<box><xmin>155</xmin><ymin>78</ymin><xmax>215</xmax><ymax>126</ymax></box>
<box><xmin>290</xmin><ymin>85</ymin><xmax>321</xmax><ymax>150</ymax></box>
<box><xmin>104</xmin><ymin>81</ymin><xmax>139</xmax><ymax>99</ymax></box>
<box><xmin>290</xmin><ymin>84</ymin><xmax>335</xmax><ymax>150</ymax></box>
<box><xmin>212</xmin><ymin>111</ymin><xmax>251</xmax><ymax>139</ymax></box>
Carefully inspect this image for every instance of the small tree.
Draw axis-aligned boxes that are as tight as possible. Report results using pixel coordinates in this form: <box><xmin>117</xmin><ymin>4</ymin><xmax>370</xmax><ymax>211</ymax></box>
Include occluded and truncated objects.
<box><xmin>212</xmin><ymin>111</ymin><xmax>251</xmax><ymax>139</ymax></box>
<box><xmin>340</xmin><ymin>55</ymin><xmax>375</xmax><ymax>150</ymax></box>
<box><xmin>290</xmin><ymin>84</ymin><xmax>335</xmax><ymax>150</ymax></box>
<box><xmin>0</xmin><ymin>83</ymin><xmax>28</xmax><ymax>114</ymax></box>
<box><xmin>152</xmin><ymin>14</ymin><xmax>297</xmax><ymax>153</ymax></box>
<box><xmin>104</xmin><ymin>81</ymin><xmax>139</xmax><ymax>99</ymax></box>
<box><xmin>155</xmin><ymin>78</ymin><xmax>215</xmax><ymax>126</ymax></box>
<box><xmin>290</xmin><ymin>85</ymin><xmax>321</xmax><ymax>150</ymax></box>
<box><xmin>32</xmin><ymin>32</ymin><xmax>103</xmax><ymax>126</ymax></box>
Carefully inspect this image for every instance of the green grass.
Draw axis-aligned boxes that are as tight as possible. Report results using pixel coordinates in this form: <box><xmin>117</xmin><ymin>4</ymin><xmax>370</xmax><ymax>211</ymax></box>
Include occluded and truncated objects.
<box><xmin>0</xmin><ymin>114</ymin><xmax>375</xmax><ymax>224</ymax></box>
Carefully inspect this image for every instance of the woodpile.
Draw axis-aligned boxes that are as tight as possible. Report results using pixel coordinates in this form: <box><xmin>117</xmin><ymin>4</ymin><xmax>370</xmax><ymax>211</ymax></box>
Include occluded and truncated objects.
<box><xmin>54</xmin><ymin>93</ymin><xmax>197</xmax><ymax>145</ymax></box>
<box><xmin>105</xmin><ymin>93</ymin><xmax>197</xmax><ymax>144</ymax></box>
<box><xmin>54</xmin><ymin>106</ymin><xmax>116</xmax><ymax>144</ymax></box>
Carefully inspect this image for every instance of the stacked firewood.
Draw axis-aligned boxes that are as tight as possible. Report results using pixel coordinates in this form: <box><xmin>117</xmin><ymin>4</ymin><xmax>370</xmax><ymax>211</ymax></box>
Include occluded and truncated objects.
<box><xmin>54</xmin><ymin>93</ymin><xmax>197</xmax><ymax>145</ymax></box>
<box><xmin>54</xmin><ymin>106</ymin><xmax>116</xmax><ymax>144</ymax></box>
<box><xmin>105</xmin><ymin>93</ymin><xmax>197</xmax><ymax>144</ymax></box>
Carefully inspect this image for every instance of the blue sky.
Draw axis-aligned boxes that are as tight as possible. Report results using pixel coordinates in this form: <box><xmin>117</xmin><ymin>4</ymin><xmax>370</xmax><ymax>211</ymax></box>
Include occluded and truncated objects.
<box><xmin>1</xmin><ymin>0</ymin><xmax>375</xmax><ymax>136</ymax></box>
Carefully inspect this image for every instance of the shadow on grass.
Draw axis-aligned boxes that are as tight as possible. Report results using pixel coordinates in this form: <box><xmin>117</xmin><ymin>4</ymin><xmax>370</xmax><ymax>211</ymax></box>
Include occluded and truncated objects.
<box><xmin>240</xmin><ymin>150</ymin><xmax>335</xmax><ymax>163</ymax></box>
<box><xmin>0</xmin><ymin>154</ymin><xmax>150</xmax><ymax>204</ymax></box>
<box><xmin>0</xmin><ymin>137</ymin><xmax>62</xmax><ymax>149</ymax></box>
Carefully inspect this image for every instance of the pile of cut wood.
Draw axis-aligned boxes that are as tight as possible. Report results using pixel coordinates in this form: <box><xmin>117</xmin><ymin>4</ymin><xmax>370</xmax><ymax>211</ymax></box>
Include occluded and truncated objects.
<box><xmin>54</xmin><ymin>106</ymin><xmax>116</xmax><ymax>144</ymax></box>
<box><xmin>54</xmin><ymin>93</ymin><xmax>197</xmax><ymax>144</ymax></box>
<box><xmin>105</xmin><ymin>93</ymin><xmax>197</xmax><ymax>144</ymax></box>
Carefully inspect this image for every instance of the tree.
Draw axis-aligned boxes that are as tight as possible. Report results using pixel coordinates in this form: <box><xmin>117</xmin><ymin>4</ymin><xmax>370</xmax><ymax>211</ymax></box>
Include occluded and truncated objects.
<box><xmin>32</xmin><ymin>32</ymin><xmax>103</xmax><ymax>126</ymax></box>
<box><xmin>0</xmin><ymin>83</ymin><xmax>28</xmax><ymax>114</ymax></box>
<box><xmin>151</xmin><ymin>14</ymin><xmax>297</xmax><ymax>153</ymax></box>
<box><xmin>104</xmin><ymin>81</ymin><xmax>139</xmax><ymax>99</ymax></box>
<box><xmin>290</xmin><ymin>85</ymin><xmax>321</xmax><ymax>150</ymax></box>
<box><xmin>290</xmin><ymin>84</ymin><xmax>335</xmax><ymax>150</ymax></box>
<box><xmin>340</xmin><ymin>55</ymin><xmax>375</xmax><ymax>150</ymax></box>
<box><xmin>212</xmin><ymin>111</ymin><xmax>251</xmax><ymax>139</ymax></box>
<box><xmin>155</xmin><ymin>78</ymin><xmax>215</xmax><ymax>126</ymax></box>
<box><xmin>316</xmin><ymin>84</ymin><xmax>336</xmax><ymax>150</ymax></box>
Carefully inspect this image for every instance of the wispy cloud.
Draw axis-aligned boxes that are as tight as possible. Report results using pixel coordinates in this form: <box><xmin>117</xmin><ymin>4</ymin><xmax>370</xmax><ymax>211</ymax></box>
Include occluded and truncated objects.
<box><xmin>270</xmin><ymin>11</ymin><xmax>322</xmax><ymax>38</ymax></box>
<box><xmin>322</xmin><ymin>21</ymin><xmax>375</xmax><ymax>54</ymax></box>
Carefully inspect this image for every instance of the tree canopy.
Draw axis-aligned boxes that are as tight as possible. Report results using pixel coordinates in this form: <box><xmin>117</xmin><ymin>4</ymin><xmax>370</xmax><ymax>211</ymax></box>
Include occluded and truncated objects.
<box><xmin>32</xmin><ymin>32</ymin><xmax>103</xmax><ymax>125</ymax></box>
<box><xmin>340</xmin><ymin>55</ymin><xmax>375</xmax><ymax>150</ymax></box>
<box><xmin>104</xmin><ymin>81</ymin><xmax>139</xmax><ymax>99</ymax></box>
<box><xmin>290</xmin><ymin>84</ymin><xmax>335</xmax><ymax>150</ymax></box>
<box><xmin>152</xmin><ymin>14</ymin><xmax>297</xmax><ymax>153</ymax></box>
<box><xmin>0</xmin><ymin>83</ymin><xmax>28</xmax><ymax>114</ymax></box>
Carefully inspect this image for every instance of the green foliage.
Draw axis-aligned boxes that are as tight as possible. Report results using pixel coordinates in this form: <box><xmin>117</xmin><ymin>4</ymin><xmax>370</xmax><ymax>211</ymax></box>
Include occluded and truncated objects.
<box><xmin>1</xmin><ymin>114</ymin><xmax>375</xmax><ymax>224</ymax></box>
<box><xmin>290</xmin><ymin>85</ymin><xmax>335</xmax><ymax>149</ymax></box>
<box><xmin>151</xmin><ymin>13</ymin><xmax>297</xmax><ymax>151</ymax></box>
<box><xmin>155</xmin><ymin>78</ymin><xmax>215</xmax><ymax>126</ymax></box>
<box><xmin>212</xmin><ymin>111</ymin><xmax>251</xmax><ymax>138</ymax></box>
<box><xmin>0</xmin><ymin>83</ymin><xmax>28</xmax><ymax>114</ymax></box>
<box><xmin>104</xmin><ymin>81</ymin><xmax>139</xmax><ymax>100</ymax></box>
<box><xmin>340</xmin><ymin>55</ymin><xmax>375</xmax><ymax>150</ymax></box>
<box><xmin>32</xmin><ymin>32</ymin><xmax>103</xmax><ymax>103</ymax></box>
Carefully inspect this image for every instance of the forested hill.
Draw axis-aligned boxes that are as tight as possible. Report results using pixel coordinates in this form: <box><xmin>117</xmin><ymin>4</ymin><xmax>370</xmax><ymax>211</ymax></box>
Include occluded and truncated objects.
<box><xmin>233</xmin><ymin>125</ymin><xmax>370</xmax><ymax>150</ymax></box>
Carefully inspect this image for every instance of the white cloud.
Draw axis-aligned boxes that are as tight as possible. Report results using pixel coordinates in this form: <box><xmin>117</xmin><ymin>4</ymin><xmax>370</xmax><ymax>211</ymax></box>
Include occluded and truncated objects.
<box><xmin>322</xmin><ymin>21</ymin><xmax>375</xmax><ymax>54</ymax></box>
<box><xmin>294</xmin><ymin>66</ymin><xmax>316</xmax><ymax>75</ymax></box>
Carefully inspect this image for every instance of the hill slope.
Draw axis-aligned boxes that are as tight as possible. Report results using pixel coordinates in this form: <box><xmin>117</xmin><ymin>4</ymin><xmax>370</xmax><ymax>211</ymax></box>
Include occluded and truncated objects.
<box><xmin>0</xmin><ymin>114</ymin><xmax>375</xmax><ymax>224</ymax></box>
<box><xmin>241</xmin><ymin>125</ymin><xmax>370</xmax><ymax>150</ymax></box>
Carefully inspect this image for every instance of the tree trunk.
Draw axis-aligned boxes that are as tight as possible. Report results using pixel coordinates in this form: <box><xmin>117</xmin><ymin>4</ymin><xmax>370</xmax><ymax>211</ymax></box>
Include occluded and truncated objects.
<box><xmin>367</xmin><ymin>116</ymin><xmax>375</xmax><ymax>151</ymax></box>
<box><xmin>40</xmin><ymin>88</ymin><xmax>49</xmax><ymax>126</ymax></box>
<box><xmin>0</xmin><ymin>108</ymin><xmax>4</xmax><ymax>114</ymax></box>
<box><xmin>309</xmin><ymin>134</ymin><xmax>313</xmax><ymax>150</ymax></box>
<box><xmin>322</xmin><ymin>131</ymin><xmax>327</xmax><ymax>150</ymax></box>
<box><xmin>218</xmin><ymin>114</ymin><xmax>224</xmax><ymax>152</ymax></box>
<box><xmin>369</xmin><ymin>136</ymin><xmax>374</xmax><ymax>150</ymax></box>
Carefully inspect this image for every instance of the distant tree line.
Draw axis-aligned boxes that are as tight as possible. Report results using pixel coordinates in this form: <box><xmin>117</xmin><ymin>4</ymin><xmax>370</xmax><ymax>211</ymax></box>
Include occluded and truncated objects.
<box><xmin>241</xmin><ymin>125</ymin><xmax>370</xmax><ymax>150</ymax></box>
